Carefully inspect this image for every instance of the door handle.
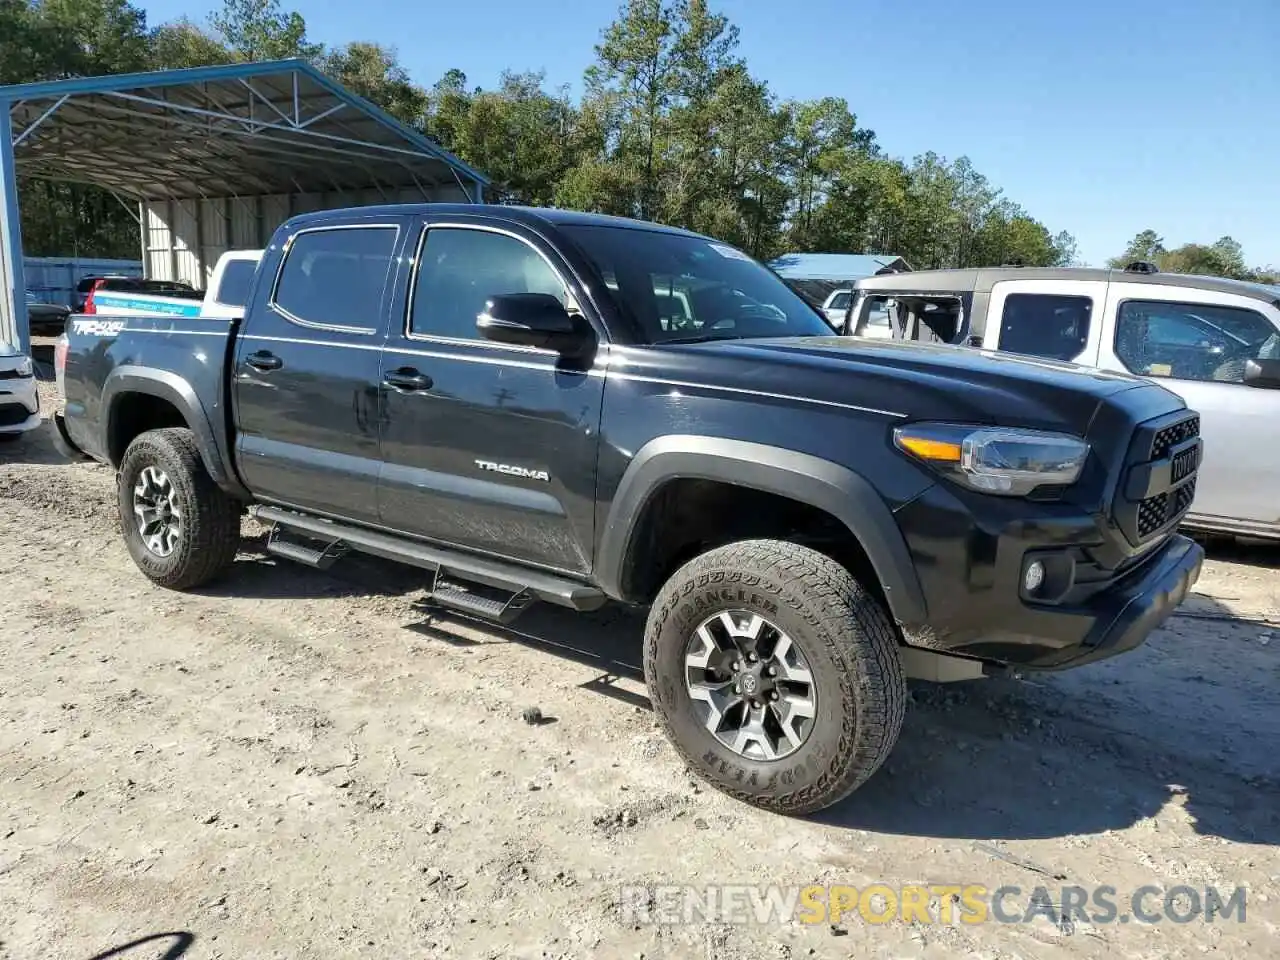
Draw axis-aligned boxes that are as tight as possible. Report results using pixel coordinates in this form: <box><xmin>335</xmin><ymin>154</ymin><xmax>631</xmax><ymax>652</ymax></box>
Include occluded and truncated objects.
<box><xmin>245</xmin><ymin>350</ymin><xmax>282</xmax><ymax>371</ymax></box>
<box><xmin>383</xmin><ymin>367</ymin><xmax>433</xmax><ymax>391</ymax></box>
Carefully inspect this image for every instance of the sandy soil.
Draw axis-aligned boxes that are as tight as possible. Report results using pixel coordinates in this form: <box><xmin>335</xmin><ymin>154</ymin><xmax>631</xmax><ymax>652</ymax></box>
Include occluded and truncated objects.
<box><xmin>1</xmin><ymin>376</ymin><xmax>1277</xmax><ymax>959</ymax></box>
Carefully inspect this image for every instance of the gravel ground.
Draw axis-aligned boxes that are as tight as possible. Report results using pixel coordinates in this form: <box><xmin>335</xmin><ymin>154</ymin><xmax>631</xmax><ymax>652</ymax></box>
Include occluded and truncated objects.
<box><xmin>1</xmin><ymin>377</ymin><xmax>1277</xmax><ymax>959</ymax></box>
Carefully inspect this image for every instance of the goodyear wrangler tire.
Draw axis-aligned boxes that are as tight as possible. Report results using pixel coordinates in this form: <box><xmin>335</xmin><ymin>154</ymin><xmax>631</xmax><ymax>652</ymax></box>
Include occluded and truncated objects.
<box><xmin>643</xmin><ymin>539</ymin><xmax>906</xmax><ymax>815</ymax></box>
<box><xmin>117</xmin><ymin>427</ymin><xmax>241</xmax><ymax>590</ymax></box>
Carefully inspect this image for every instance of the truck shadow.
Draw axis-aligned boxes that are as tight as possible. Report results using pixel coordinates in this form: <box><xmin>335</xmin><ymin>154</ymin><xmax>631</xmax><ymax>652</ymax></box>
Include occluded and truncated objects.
<box><xmin>0</xmin><ymin>422</ymin><xmax>72</xmax><ymax>465</ymax></box>
<box><xmin>208</xmin><ymin>541</ymin><xmax>1279</xmax><ymax>849</ymax></box>
<box><xmin>83</xmin><ymin>931</ymin><xmax>195</xmax><ymax>959</ymax></box>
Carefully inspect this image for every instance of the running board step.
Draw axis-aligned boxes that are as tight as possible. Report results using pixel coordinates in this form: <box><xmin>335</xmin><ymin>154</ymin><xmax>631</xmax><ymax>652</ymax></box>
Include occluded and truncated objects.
<box><xmin>265</xmin><ymin>525</ymin><xmax>346</xmax><ymax>570</ymax></box>
<box><xmin>253</xmin><ymin>505</ymin><xmax>606</xmax><ymax>612</ymax></box>
<box><xmin>424</xmin><ymin>575</ymin><xmax>536</xmax><ymax>625</ymax></box>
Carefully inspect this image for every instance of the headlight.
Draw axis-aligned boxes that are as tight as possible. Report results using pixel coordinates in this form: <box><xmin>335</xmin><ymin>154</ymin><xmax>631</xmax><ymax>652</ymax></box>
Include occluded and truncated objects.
<box><xmin>14</xmin><ymin>356</ymin><xmax>33</xmax><ymax>378</ymax></box>
<box><xmin>893</xmin><ymin>423</ymin><xmax>1089</xmax><ymax>496</ymax></box>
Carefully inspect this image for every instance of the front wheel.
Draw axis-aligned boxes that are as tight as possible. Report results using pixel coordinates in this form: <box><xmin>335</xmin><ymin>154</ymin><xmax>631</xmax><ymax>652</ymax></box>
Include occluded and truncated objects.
<box><xmin>643</xmin><ymin>539</ymin><xmax>906</xmax><ymax>815</ymax></box>
<box><xmin>117</xmin><ymin>427</ymin><xmax>241</xmax><ymax>589</ymax></box>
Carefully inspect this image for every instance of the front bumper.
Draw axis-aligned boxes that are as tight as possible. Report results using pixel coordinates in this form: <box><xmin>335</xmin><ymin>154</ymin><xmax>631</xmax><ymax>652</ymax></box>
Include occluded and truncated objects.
<box><xmin>0</xmin><ymin>378</ymin><xmax>40</xmax><ymax>435</ymax></box>
<box><xmin>989</xmin><ymin>533</ymin><xmax>1202</xmax><ymax>669</ymax></box>
<box><xmin>895</xmin><ymin>481</ymin><xmax>1204</xmax><ymax>671</ymax></box>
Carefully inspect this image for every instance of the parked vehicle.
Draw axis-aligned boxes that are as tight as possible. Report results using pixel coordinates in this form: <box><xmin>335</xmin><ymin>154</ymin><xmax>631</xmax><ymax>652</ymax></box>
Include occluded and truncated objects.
<box><xmin>0</xmin><ymin>341</ymin><xmax>39</xmax><ymax>441</ymax></box>
<box><xmin>75</xmin><ymin>252</ymin><xmax>264</xmax><ymax>320</ymax></box>
<box><xmin>820</xmin><ymin>289</ymin><xmax>853</xmax><ymax>326</ymax></box>
<box><xmin>25</xmin><ymin>257</ymin><xmax>142</xmax><ymax>312</ymax></box>
<box><xmin>53</xmin><ymin>204</ymin><xmax>1204</xmax><ymax>814</ymax></box>
<box><xmin>200</xmin><ymin>250</ymin><xmax>264</xmax><ymax>318</ymax></box>
<box><xmin>850</xmin><ymin>264</ymin><xmax>1280</xmax><ymax>541</ymax></box>
<box><xmin>25</xmin><ymin>290</ymin><xmax>71</xmax><ymax>335</ymax></box>
<box><xmin>816</xmin><ymin>290</ymin><xmax>893</xmax><ymax>338</ymax></box>
<box><xmin>81</xmin><ymin>276</ymin><xmax>201</xmax><ymax>317</ymax></box>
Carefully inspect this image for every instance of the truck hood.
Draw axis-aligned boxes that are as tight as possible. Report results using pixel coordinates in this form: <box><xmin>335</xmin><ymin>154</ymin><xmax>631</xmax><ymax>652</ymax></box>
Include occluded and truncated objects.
<box><xmin>663</xmin><ymin>335</ymin><xmax>1177</xmax><ymax>435</ymax></box>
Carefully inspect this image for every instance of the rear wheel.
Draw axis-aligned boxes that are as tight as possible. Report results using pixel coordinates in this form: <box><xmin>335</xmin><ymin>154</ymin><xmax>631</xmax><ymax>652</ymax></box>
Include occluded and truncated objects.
<box><xmin>643</xmin><ymin>539</ymin><xmax>906</xmax><ymax>815</ymax></box>
<box><xmin>117</xmin><ymin>427</ymin><xmax>240</xmax><ymax>589</ymax></box>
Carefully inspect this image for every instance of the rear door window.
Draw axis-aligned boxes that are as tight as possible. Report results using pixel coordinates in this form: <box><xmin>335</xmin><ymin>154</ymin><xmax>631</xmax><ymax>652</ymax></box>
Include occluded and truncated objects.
<box><xmin>998</xmin><ymin>293</ymin><xmax>1093</xmax><ymax>360</ymax></box>
<box><xmin>272</xmin><ymin>226</ymin><xmax>399</xmax><ymax>333</ymax></box>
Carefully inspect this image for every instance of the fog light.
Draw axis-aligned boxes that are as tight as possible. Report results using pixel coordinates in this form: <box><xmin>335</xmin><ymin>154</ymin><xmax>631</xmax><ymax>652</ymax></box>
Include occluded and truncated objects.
<box><xmin>1023</xmin><ymin>560</ymin><xmax>1046</xmax><ymax>594</ymax></box>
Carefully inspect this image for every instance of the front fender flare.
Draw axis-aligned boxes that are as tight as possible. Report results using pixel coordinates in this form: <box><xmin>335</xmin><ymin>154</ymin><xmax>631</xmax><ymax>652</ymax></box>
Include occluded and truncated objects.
<box><xmin>101</xmin><ymin>366</ymin><xmax>234</xmax><ymax>488</ymax></box>
<box><xmin>595</xmin><ymin>435</ymin><xmax>928</xmax><ymax>627</ymax></box>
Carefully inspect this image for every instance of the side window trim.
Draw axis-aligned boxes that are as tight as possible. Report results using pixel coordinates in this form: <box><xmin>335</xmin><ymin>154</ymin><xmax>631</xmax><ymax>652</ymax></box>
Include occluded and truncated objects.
<box><xmin>268</xmin><ymin>222</ymin><xmax>401</xmax><ymax>336</ymax></box>
<box><xmin>403</xmin><ymin>221</ymin><xmax>575</xmax><ymax>353</ymax></box>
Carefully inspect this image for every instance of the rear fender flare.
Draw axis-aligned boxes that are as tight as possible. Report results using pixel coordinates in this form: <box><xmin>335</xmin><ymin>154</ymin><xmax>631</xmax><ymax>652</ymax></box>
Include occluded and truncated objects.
<box><xmin>102</xmin><ymin>366</ymin><xmax>234</xmax><ymax>489</ymax></box>
<box><xmin>595</xmin><ymin>435</ymin><xmax>928</xmax><ymax>627</ymax></box>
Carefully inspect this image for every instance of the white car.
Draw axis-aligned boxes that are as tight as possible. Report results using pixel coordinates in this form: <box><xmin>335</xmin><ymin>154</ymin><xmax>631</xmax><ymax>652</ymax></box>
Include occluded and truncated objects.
<box><xmin>822</xmin><ymin>289</ymin><xmax>893</xmax><ymax>338</ymax></box>
<box><xmin>852</xmin><ymin>264</ymin><xmax>1280</xmax><ymax>540</ymax></box>
<box><xmin>0</xmin><ymin>344</ymin><xmax>39</xmax><ymax>441</ymax></box>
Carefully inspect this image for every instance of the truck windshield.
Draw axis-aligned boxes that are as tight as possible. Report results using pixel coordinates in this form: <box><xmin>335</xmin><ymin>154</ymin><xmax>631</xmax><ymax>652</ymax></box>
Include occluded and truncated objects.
<box><xmin>562</xmin><ymin>225</ymin><xmax>832</xmax><ymax>344</ymax></box>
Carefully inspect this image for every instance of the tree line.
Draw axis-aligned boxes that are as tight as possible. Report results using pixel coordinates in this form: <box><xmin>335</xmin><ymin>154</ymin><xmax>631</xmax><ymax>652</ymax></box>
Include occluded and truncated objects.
<box><xmin>1108</xmin><ymin>230</ymin><xmax>1277</xmax><ymax>284</ymax></box>
<box><xmin>1</xmin><ymin>0</ymin><xmax>1095</xmax><ymax>271</ymax></box>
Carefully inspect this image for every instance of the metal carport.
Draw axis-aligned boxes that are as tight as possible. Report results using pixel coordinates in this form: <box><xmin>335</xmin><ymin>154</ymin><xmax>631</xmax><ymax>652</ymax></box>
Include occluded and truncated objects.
<box><xmin>0</xmin><ymin>58</ymin><xmax>490</xmax><ymax>352</ymax></box>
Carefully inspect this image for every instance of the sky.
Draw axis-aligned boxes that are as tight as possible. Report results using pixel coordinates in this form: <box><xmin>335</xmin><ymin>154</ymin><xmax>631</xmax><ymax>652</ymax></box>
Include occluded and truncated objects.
<box><xmin>138</xmin><ymin>0</ymin><xmax>1280</xmax><ymax>268</ymax></box>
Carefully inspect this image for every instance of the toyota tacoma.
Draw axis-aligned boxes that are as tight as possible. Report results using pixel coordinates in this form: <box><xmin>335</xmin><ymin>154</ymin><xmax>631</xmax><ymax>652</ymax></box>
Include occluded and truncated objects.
<box><xmin>53</xmin><ymin>204</ymin><xmax>1205</xmax><ymax>814</ymax></box>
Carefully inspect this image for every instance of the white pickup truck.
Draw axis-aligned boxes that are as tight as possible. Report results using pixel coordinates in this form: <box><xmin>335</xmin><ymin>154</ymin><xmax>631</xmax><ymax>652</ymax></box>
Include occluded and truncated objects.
<box><xmin>83</xmin><ymin>250</ymin><xmax>263</xmax><ymax>319</ymax></box>
<box><xmin>850</xmin><ymin>263</ymin><xmax>1280</xmax><ymax>541</ymax></box>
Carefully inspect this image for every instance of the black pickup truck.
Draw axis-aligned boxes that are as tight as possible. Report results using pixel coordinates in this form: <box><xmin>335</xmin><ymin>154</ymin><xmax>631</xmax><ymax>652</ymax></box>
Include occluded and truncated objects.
<box><xmin>53</xmin><ymin>204</ymin><xmax>1205</xmax><ymax>815</ymax></box>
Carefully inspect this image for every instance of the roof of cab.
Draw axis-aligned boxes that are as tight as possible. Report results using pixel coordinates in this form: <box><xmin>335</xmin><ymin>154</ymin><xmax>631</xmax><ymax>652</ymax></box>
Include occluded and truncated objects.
<box><xmin>854</xmin><ymin>266</ymin><xmax>1280</xmax><ymax>305</ymax></box>
<box><xmin>283</xmin><ymin>203</ymin><xmax>710</xmax><ymax>239</ymax></box>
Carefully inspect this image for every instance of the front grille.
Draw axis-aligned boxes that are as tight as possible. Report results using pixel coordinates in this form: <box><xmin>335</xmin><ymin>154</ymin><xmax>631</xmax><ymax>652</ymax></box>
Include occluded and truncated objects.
<box><xmin>1137</xmin><ymin>492</ymin><xmax>1169</xmax><ymax>539</ymax></box>
<box><xmin>1116</xmin><ymin>411</ymin><xmax>1201</xmax><ymax>545</ymax></box>
<box><xmin>1153</xmin><ymin>416</ymin><xmax>1199</xmax><ymax>458</ymax></box>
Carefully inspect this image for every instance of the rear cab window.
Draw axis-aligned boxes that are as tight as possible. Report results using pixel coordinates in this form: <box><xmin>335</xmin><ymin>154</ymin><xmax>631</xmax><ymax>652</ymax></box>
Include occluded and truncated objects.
<box><xmin>270</xmin><ymin>225</ymin><xmax>400</xmax><ymax>334</ymax></box>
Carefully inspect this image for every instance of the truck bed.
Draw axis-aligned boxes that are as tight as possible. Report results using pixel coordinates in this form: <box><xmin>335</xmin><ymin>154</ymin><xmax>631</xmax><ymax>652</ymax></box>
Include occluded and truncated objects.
<box><xmin>61</xmin><ymin>312</ymin><xmax>239</xmax><ymax>472</ymax></box>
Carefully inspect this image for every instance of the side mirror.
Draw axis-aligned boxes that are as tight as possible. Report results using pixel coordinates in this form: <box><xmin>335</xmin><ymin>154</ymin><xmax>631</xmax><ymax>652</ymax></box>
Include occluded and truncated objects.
<box><xmin>1244</xmin><ymin>357</ymin><xmax>1280</xmax><ymax>389</ymax></box>
<box><xmin>476</xmin><ymin>293</ymin><xmax>593</xmax><ymax>358</ymax></box>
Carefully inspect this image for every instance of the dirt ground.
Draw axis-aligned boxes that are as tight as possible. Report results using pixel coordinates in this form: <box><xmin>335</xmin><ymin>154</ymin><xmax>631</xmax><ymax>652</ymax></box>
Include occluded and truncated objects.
<box><xmin>1</xmin><ymin>373</ymin><xmax>1277</xmax><ymax>959</ymax></box>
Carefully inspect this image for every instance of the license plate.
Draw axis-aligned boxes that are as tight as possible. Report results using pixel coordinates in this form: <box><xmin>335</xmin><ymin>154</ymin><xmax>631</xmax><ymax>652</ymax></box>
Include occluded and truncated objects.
<box><xmin>1171</xmin><ymin>445</ymin><xmax>1197</xmax><ymax>483</ymax></box>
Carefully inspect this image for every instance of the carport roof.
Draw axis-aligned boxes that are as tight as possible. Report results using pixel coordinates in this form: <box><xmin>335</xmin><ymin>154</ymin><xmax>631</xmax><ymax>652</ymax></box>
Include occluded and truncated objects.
<box><xmin>769</xmin><ymin>253</ymin><xmax>912</xmax><ymax>282</ymax></box>
<box><xmin>0</xmin><ymin>59</ymin><xmax>489</xmax><ymax>200</ymax></box>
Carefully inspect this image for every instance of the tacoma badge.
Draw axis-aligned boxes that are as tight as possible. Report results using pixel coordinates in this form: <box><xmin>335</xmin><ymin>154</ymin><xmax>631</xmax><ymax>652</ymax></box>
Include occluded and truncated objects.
<box><xmin>475</xmin><ymin>459</ymin><xmax>550</xmax><ymax>482</ymax></box>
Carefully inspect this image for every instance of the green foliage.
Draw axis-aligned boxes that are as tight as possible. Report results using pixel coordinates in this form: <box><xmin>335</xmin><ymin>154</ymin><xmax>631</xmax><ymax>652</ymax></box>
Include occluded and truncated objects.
<box><xmin>10</xmin><ymin>0</ymin><xmax>1083</xmax><ymax>270</ymax></box>
<box><xmin>320</xmin><ymin>42</ymin><xmax>427</xmax><ymax>127</ymax></box>
<box><xmin>149</xmin><ymin>18</ymin><xmax>237</xmax><ymax>69</ymax></box>
<box><xmin>208</xmin><ymin>0</ymin><xmax>320</xmax><ymax>62</ymax></box>
<box><xmin>1109</xmin><ymin>230</ymin><xmax>1273</xmax><ymax>281</ymax></box>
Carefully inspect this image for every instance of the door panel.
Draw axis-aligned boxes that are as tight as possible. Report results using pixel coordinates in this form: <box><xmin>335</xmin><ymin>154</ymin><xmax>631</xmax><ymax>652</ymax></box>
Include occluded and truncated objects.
<box><xmin>1097</xmin><ymin>282</ymin><xmax>1280</xmax><ymax>525</ymax></box>
<box><xmin>986</xmin><ymin>279</ymin><xmax>1108</xmax><ymax>366</ymax></box>
<box><xmin>376</xmin><ymin>218</ymin><xmax>605</xmax><ymax>573</ymax></box>
<box><xmin>232</xmin><ymin>220</ymin><xmax>402</xmax><ymax>523</ymax></box>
